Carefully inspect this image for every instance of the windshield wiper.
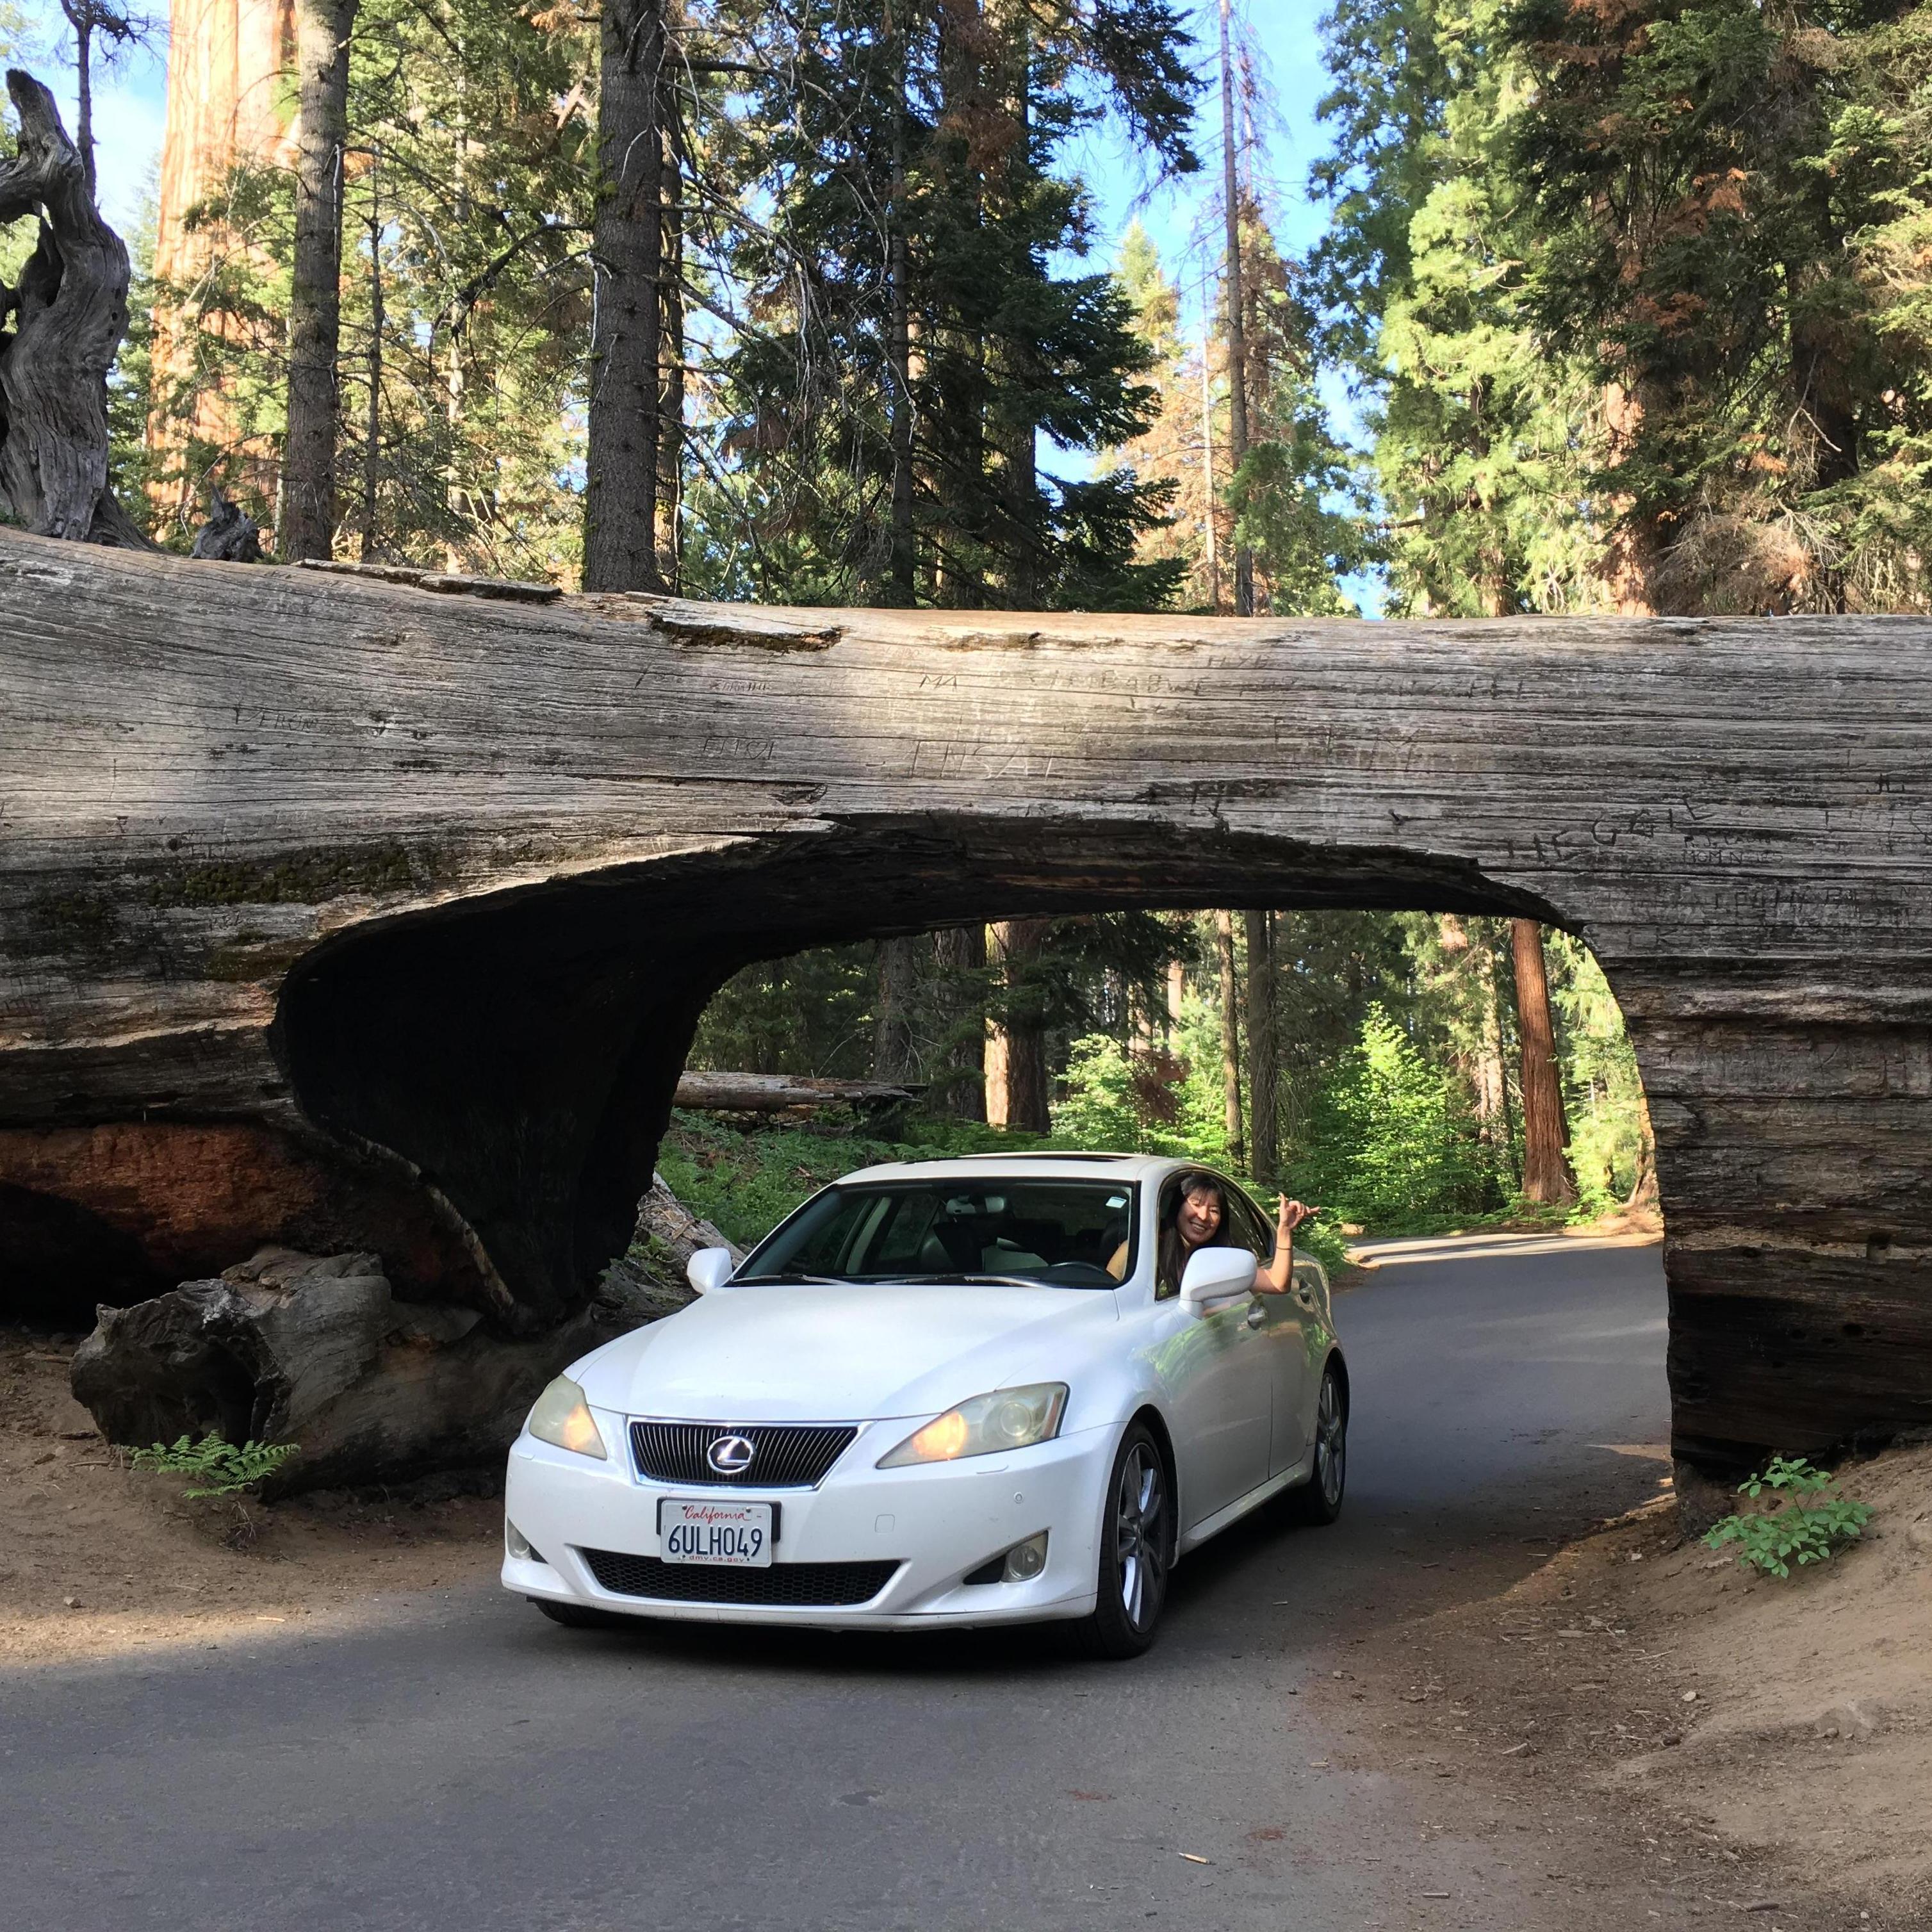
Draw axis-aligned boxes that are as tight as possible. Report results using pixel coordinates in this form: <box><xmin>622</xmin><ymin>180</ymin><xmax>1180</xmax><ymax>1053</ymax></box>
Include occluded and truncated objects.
<box><xmin>732</xmin><ymin>1271</ymin><xmax>850</xmax><ymax>1286</ymax></box>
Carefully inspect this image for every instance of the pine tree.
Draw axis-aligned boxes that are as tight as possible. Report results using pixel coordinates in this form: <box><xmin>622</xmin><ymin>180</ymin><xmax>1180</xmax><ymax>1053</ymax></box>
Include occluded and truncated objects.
<box><xmin>685</xmin><ymin>0</ymin><xmax>1198</xmax><ymax>611</ymax></box>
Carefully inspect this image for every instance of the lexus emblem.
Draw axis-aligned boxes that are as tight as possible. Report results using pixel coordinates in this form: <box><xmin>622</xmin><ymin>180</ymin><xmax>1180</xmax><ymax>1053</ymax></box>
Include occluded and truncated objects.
<box><xmin>707</xmin><ymin>1432</ymin><xmax>756</xmax><ymax>1475</ymax></box>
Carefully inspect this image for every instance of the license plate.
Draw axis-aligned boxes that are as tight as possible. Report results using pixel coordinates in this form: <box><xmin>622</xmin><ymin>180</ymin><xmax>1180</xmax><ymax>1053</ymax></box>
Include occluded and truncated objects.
<box><xmin>658</xmin><ymin>1498</ymin><xmax>774</xmax><ymax>1567</ymax></box>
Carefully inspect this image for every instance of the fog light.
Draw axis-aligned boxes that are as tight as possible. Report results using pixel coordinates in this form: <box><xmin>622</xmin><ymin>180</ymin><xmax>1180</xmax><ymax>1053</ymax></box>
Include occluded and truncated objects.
<box><xmin>1002</xmin><ymin>1532</ymin><xmax>1048</xmax><ymax>1582</ymax></box>
<box><xmin>505</xmin><ymin>1520</ymin><xmax>544</xmax><ymax>1564</ymax></box>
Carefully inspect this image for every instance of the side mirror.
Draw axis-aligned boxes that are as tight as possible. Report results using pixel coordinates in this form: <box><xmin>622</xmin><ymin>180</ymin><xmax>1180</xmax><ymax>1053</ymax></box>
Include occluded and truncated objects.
<box><xmin>686</xmin><ymin>1247</ymin><xmax>737</xmax><ymax>1295</ymax></box>
<box><xmin>1178</xmin><ymin>1245</ymin><xmax>1258</xmax><ymax>1314</ymax></box>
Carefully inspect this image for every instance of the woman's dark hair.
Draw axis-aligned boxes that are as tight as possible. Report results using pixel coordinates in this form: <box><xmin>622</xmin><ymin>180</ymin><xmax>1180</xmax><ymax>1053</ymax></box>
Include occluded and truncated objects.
<box><xmin>1156</xmin><ymin>1170</ymin><xmax>1230</xmax><ymax>1298</ymax></box>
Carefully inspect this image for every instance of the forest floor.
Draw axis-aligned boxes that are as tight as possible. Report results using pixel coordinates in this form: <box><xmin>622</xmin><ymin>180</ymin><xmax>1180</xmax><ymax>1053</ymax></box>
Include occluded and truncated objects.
<box><xmin>0</xmin><ymin>1330</ymin><xmax>502</xmax><ymax>1669</ymax></box>
<box><xmin>1313</xmin><ymin>1440</ymin><xmax>1932</xmax><ymax>1928</ymax></box>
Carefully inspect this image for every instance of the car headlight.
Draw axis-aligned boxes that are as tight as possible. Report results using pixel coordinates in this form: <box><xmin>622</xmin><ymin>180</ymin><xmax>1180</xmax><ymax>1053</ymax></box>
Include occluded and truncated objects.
<box><xmin>526</xmin><ymin>1375</ymin><xmax>607</xmax><ymax>1459</ymax></box>
<box><xmin>876</xmin><ymin>1384</ymin><xmax>1068</xmax><ymax>1468</ymax></box>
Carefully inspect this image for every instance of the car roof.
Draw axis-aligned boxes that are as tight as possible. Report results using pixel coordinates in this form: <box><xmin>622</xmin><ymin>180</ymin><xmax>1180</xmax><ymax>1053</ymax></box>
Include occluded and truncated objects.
<box><xmin>835</xmin><ymin>1152</ymin><xmax>1196</xmax><ymax>1187</ymax></box>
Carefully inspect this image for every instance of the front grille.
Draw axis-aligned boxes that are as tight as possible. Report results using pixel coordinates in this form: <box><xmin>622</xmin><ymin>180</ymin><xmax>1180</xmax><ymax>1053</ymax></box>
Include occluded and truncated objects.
<box><xmin>582</xmin><ymin>1549</ymin><xmax>900</xmax><ymax>1607</ymax></box>
<box><xmin>630</xmin><ymin>1420</ymin><xmax>858</xmax><ymax>1488</ymax></box>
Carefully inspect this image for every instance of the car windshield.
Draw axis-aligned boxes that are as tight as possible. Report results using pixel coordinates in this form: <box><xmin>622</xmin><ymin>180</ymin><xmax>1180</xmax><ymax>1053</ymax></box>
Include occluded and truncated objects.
<box><xmin>736</xmin><ymin>1178</ymin><xmax>1138</xmax><ymax>1289</ymax></box>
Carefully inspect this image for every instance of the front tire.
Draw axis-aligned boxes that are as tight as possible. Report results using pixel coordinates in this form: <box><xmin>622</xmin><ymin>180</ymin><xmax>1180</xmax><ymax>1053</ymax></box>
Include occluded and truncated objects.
<box><xmin>1288</xmin><ymin>1363</ymin><xmax>1347</xmax><ymax>1526</ymax></box>
<box><xmin>1068</xmin><ymin>1421</ymin><xmax>1172</xmax><ymax>1659</ymax></box>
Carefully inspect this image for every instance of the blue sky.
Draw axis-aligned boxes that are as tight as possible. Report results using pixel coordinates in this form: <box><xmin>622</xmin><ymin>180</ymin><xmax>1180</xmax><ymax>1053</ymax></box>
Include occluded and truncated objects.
<box><xmin>7</xmin><ymin>5</ymin><xmax>167</xmax><ymax>234</ymax></box>
<box><xmin>1081</xmin><ymin>1</ymin><xmax>1337</xmax><ymax>347</ymax></box>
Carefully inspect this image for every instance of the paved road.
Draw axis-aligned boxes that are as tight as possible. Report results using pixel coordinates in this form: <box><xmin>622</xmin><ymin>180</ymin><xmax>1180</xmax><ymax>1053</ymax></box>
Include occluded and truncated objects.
<box><xmin>2</xmin><ymin>1234</ymin><xmax>1669</xmax><ymax>1932</ymax></box>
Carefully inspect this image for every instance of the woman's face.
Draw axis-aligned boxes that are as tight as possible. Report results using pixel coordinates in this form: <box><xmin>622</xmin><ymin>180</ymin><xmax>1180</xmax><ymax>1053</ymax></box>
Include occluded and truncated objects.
<box><xmin>1177</xmin><ymin>1184</ymin><xmax>1223</xmax><ymax>1249</ymax></box>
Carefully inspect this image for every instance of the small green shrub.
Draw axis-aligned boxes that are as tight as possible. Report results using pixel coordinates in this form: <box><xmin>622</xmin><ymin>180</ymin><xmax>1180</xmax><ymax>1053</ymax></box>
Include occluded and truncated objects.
<box><xmin>1703</xmin><ymin>1455</ymin><xmax>1874</xmax><ymax>1579</ymax></box>
<box><xmin>126</xmin><ymin>1434</ymin><xmax>297</xmax><ymax>1499</ymax></box>
<box><xmin>1299</xmin><ymin>1004</ymin><xmax>1496</xmax><ymax>1227</ymax></box>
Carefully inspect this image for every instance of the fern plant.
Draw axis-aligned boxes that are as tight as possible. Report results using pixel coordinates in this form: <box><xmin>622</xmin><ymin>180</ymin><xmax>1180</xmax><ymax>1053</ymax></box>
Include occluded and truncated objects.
<box><xmin>1703</xmin><ymin>1455</ymin><xmax>1873</xmax><ymax>1579</ymax></box>
<box><xmin>127</xmin><ymin>1434</ymin><xmax>297</xmax><ymax>1498</ymax></box>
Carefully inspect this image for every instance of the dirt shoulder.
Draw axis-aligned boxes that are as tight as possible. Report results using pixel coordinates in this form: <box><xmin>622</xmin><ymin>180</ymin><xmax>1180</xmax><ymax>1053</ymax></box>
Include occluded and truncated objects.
<box><xmin>0</xmin><ymin>1331</ymin><xmax>502</xmax><ymax>1668</ymax></box>
<box><xmin>1316</xmin><ymin>1442</ymin><xmax>1932</xmax><ymax>1929</ymax></box>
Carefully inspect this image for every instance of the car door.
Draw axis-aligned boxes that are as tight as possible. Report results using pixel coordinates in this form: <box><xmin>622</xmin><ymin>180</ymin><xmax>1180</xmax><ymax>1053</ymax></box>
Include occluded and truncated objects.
<box><xmin>1150</xmin><ymin>1181</ymin><xmax>1273</xmax><ymax>1532</ymax></box>
<box><xmin>1224</xmin><ymin>1186</ymin><xmax>1313</xmax><ymax>1477</ymax></box>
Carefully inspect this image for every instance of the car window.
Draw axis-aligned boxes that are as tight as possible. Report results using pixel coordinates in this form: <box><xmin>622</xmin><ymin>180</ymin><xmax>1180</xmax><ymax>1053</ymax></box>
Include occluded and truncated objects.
<box><xmin>739</xmin><ymin>1179</ymin><xmax>1138</xmax><ymax>1288</ymax></box>
<box><xmin>1152</xmin><ymin>1174</ymin><xmax>1265</xmax><ymax>1296</ymax></box>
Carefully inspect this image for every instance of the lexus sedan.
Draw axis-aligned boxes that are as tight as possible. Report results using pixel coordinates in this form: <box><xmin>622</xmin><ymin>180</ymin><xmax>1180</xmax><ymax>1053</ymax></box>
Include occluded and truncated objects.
<box><xmin>502</xmin><ymin>1154</ymin><xmax>1348</xmax><ymax>1656</ymax></box>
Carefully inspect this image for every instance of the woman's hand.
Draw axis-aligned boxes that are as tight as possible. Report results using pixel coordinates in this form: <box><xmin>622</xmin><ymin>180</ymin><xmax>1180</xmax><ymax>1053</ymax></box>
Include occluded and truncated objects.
<box><xmin>1261</xmin><ymin>1195</ymin><xmax>1313</xmax><ymax>1293</ymax></box>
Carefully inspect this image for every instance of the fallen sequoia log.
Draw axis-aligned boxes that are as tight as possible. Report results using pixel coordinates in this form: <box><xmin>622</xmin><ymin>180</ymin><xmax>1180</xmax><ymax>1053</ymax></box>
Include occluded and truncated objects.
<box><xmin>6</xmin><ymin>536</ymin><xmax>1932</xmax><ymax>1478</ymax></box>
<box><xmin>69</xmin><ymin>1178</ymin><xmax>736</xmax><ymax>1491</ymax></box>
<box><xmin>674</xmin><ymin>1071</ymin><xmax>919</xmax><ymax>1113</ymax></box>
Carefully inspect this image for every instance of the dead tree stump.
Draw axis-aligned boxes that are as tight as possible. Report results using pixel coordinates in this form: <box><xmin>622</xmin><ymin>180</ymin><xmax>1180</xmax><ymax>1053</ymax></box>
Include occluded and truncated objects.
<box><xmin>0</xmin><ymin>70</ymin><xmax>152</xmax><ymax>547</ymax></box>
<box><xmin>190</xmin><ymin>484</ymin><xmax>263</xmax><ymax>562</ymax></box>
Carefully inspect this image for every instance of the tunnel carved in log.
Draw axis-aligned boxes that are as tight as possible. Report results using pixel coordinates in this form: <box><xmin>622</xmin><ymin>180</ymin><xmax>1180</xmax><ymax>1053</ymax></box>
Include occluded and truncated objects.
<box><xmin>3</xmin><ymin>530</ymin><xmax>1929</xmax><ymax>1476</ymax></box>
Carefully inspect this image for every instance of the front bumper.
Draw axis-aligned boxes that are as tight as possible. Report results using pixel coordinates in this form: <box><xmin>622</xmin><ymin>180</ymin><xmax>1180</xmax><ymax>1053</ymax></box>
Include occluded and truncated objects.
<box><xmin>502</xmin><ymin>1413</ymin><xmax>1111</xmax><ymax>1629</ymax></box>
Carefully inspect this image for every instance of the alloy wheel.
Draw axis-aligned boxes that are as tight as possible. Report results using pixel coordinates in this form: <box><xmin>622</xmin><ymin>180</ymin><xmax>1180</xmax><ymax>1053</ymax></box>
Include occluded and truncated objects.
<box><xmin>1116</xmin><ymin>1442</ymin><xmax>1167</xmax><ymax>1628</ymax></box>
<box><xmin>1315</xmin><ymin>1373</ymin><xmax>1346</xmax><ymax>1509</ymax></box>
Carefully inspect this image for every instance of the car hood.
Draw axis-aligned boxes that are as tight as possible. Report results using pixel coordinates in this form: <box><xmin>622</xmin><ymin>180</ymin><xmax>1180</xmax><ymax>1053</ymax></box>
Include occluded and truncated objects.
<box><xmin>573</xmin><ymin>1281</ymin><xmax>1119</xmax><ymax>1422</ymax></box>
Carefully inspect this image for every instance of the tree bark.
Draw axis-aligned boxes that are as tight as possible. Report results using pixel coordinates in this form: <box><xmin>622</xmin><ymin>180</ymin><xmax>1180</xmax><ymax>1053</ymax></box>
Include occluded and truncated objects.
<box><xmin>987</xmin><ymin>919</ymin><xmax>1051</xmax><ymax>1133</ymax></box>
<box><xmin>582</xmin><ymin>0</ymin><xmax>667</xmax><ymax>594</ymax></box>
<box><xmin>1216</xmin><ymin>910</ymin><xmax>1244</xmax><ymax>1170</ymax></box>
<box><xmin>1511</xmin><ymin>919</ymin><xmax>1578</xmax><ymax>1206</ymax></box>
<box><xmin>1478</xmin><ymin>921</ymin><xmax>1515</xmax><ymax>1182</ymax></box>
<box><xmin>0</xmin><ymin>69</ymin><xmax>151</xmax><ymax>544</ymax></box>
<box><xmin>1243</xmin><ymin>908</ymin><xmax>1276</xmax><ymax>1184</ymax></box>
<box><xmin>886</xmin><ymin>12</ymin><xmax>915</xmax><ymax>605</ymax></box>
<box><xmin>70</xmin><ymin>12</ymin><xmax>95</xmax><ymax>199</ymax></box>
<box><xmin>280</xmin><ymin>0</ymin><xmax>355</xmax><ymax>562</ymax></box>
<box><xmin>933</xmin><ymin>924</ymin><xmax>987</xmax><ymax>1120</ymax></box>
<box><xmin>872</xmin><ymin>935</ymin><xmax>920</xmax><ymax>1083</ymax></box>
<box><xmin>359</xmin><ymin>145</ymin><xmax>383</xmax><ymax>561</ymax></box>
<box><xmin>655</xmin><ymin>71</ymin><xmax>685</xmax><ymax>591</ymax></box>
<box><xmin>1216</xmin><ymin>0</ymin><xmax>1252</xmax><ymax>617</ymax></box>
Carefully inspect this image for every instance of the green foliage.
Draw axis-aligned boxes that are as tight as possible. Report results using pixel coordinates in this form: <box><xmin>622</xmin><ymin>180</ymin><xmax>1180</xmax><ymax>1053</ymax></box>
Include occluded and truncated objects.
<box><xmin>653</xmin><ymin>1108</ymin><xmax>1063</xmax><ymax>1252</ymax></box>
<box><xmin>1314</xmin><ymin>0</ymin><xmax>1609</xmax><ymax>616</ymax></box>
<box><xmin>126</xmin><ymin>1434</ymin><xmax>297</xmax><ymax>1499</ymax></box>
<box><xmin>1299</xmin><ymin>1003</ymin><xmax>1496</xmax><ymax>1225</ymax></box>
<box><xmin>1703</xmin><ymin>1457</ymin><xmax>1875</xmax><ymax>1579</ymax></box>
<box><xmin>1544</xmin><ymin>931</ymin><xmax>1651</xmax><ymax>1211</ymax></box>
<box><xmin>687</xmin><ymin>0</ymin><xmax>1201</xmax><ymax>612</ymax></box>
<box><xmin>1053</xmin><ymin>996</ymin><xmax>1232</xmax><ymax>1165</ymax></box>
<box><xmin>1314</xmin><ymin>0</ymin><xmax>1932</xmax><ymax>615</ymax></box>
<box><xmin>129</xmin><ymin>0</ymin><xmax>594</xmax><ymax>566</ymax></box>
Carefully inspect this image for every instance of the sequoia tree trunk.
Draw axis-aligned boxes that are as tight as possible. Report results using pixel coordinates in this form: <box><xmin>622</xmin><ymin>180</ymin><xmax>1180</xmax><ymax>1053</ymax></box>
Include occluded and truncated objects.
<box><xmin>1512</xmin><ymin>918</ymin><xmax>1578</xmax><ymax>1206</ymax></box>
<box><xmin>872</xmin><ymin>935</ymin><xmax>920</xmax><ymax>1084</ymax></box>
<box><xmin>932</xmin><ymin>924</ymin><xmax>987</xmax><ymax>1120</ymax></box>
<box><xmin>1216</xmin><ymin>0</ymin><xmax>1252</xmax><ymax>617</ymax></box>
<box><xmin>1216</xmin><ymin>910</ymin><xmax>1244</xmax><ymax>1170</ymax></box>
<box><xmin>582</xmin><ymin>0</ymin><xmax>667</xmax><ymax>593</ymax></box>
<box><xmin>281</xmin><ymin>0</ymin><xmax>355</xmax><ymax>561</ymax></box>
<box><xmin>987</xmin><ymin>919</ymin><xmax>1051</xmax><ymax>1133</ymax></box>
<box><xmin>1244</xmin><ymin>907</ymin><xmax>1276</xmax><ymax>1183</ymax></box>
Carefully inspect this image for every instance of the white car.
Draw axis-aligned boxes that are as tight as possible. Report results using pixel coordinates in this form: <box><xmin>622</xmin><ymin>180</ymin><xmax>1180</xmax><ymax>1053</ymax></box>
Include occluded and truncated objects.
<box><xmin>502</xmin><ymin>1153</ymin><xmax>1348</xmax><ymax>1657</ymax></box>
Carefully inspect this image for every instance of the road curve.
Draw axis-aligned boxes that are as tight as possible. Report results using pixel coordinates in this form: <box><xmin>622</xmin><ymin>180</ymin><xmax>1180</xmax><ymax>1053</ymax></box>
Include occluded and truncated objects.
<box><xmin>0</xmin><ymin>1234</ymin><xmax>1670</xmax><ymax>1931</ymax></box>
